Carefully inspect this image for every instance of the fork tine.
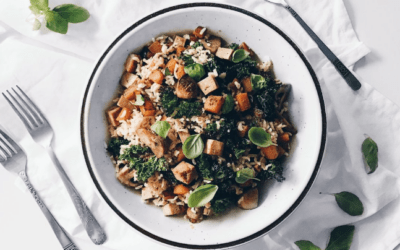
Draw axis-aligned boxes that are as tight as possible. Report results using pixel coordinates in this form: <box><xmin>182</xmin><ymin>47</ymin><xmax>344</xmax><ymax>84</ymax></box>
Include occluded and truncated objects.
<box><xmin>0</xmin><ymin>145</ymin><xmax>8</xmax><ymax>162</ymax></box>
<box><xmin>2</xmin><ymin>91</ymin><xmax>37</xmax><ymax>130</ymax></box>
<box><xmin>12</xmin><ymin>87</ymin><xmax>43</xmax><ymax>125</ymax></box>
<box><xmin>16</xmin><ymin>86</ymin><xmax>48</xmax><ymax>124</ymax></box>
<box><xmin>0</xmin><ymin>137</ymin><xmax>13</xmax><ymax>158</ymax></box>
<box><xmin>0</xmin><ymin>129</ymin><xmax>21</xmax><ymax>154</ymax></box>
<box><xmin>7</xmin><ymin>89</ymin><xmax>39</xmax><ymax>128</ymax></box>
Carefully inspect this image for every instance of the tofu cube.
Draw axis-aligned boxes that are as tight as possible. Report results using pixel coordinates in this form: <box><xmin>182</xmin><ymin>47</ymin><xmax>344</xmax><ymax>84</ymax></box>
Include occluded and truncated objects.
<box><xmin>124</xmin><ymin>54</ymin><xmax>140</xmax><ymax>73</ymax></box>
<box><xmin>116</xmin><ymin>107</ymin><xmax>132</xmax><ymax>121</ymax></box>
<box><xmin>241</xmin><ymin>77</ymin><xmax>252</xmax><ymax>92</ymax></box>
<box><xmin>173</xmin><ymin>36</ymin><xmax>186</xmax><ymax>47</ymax></box>
<box><xmin>106</xmin><ymin>106</ymin><xmax>122</xmax><ymax>127</ymax></box>
<box><xmin>117</xmin><ymin>95</ymin><xmax>135</xmax><ymax>110</ymax></box>
<box><xmin>204</xmin><ymin>139</ymin><xmax>224</xmax><ymax>156</ymax></box>
<box><xmin>198</xmin><ymin>76</ymin><xmax>219</xmax><ymax>95</ymax></box>
<box><xmin>148</xmin><ymin>41</ymin><xmax>162</xmax><ymax>54</ymax></box>
<box><xmin>120</xmin><ymin>72</ymin><xmax>139</xmax><ymax>88</ymax></box>
<box><xmin>216</xmin><ymin>47</ymin><xmax>234</xmax><ymax>60</ymax></box>
<box><xmin>172</xmin><ymin>162</ymin><xmax>198</xmax><ymax>185</ymax></box>
<box><xmin>204</xmin><ymin>96</ymin><xmax>225</xmax><ymax>114</ymax></box>
<box><xmin>141</xmin><ymin>187</ymin><xmax>155</xmax><ymax>200</ymax></box>
<box><xmin>163</xmin><ymin>204</ymin><xmax>185</xmax><ymax>216</ymax></box>
<box><xmin>178</xmin><ymin>131</ymin><xmax>190</xmax><ymax>143</ymax></box>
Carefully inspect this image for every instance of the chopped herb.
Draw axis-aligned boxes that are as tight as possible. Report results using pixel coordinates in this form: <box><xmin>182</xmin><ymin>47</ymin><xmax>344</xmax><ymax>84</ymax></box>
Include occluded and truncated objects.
<box><xmin>192</xmin><ymin>41</ymin><xmax>202</xmax><ymax>49</ymax></box>
<box><xmin>165</xmin><ymin>68</ymin><xmax>171</xmax><ymax>76</ymax></box>
<box><xmin>234</xmin><ymin>148</ymin><xmax>246</xmax><ymax>159</ymax></box>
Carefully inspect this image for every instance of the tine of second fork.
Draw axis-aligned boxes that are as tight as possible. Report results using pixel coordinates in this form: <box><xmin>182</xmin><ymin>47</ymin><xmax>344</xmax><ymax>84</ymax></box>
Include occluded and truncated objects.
<box><xmin>16</xmin><ymin>85</ymin><xmax>48</xmax><ymax>125</ymax></box>
<box><xmin>2</xmin><ymin>91</ymin><xmax>37</xmax><ymax>131</ymax></box>
<box><xmin>0</xmin><ymin>129</ymin><xmax>20</xmax><ymax>154</ymax></box>
<box><xmin>12</xmin><ymin>87</ymin><xmax>43</xmax><ymax>126</ymax></box>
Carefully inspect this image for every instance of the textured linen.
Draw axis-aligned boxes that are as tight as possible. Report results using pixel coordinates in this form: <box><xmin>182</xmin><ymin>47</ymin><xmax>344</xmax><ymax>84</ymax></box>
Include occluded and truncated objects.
<box><xmin>0</xmin><ymin>0</ymin><xmax>399</xmax><ymax>249</ymax></box>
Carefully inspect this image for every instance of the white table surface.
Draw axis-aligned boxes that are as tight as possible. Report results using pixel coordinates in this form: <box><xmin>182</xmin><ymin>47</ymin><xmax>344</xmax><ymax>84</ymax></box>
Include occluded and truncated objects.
<box><xmin>0</xmin><ymin>1</ymin><xmax>399</xmax><ymax>249</ymax></box>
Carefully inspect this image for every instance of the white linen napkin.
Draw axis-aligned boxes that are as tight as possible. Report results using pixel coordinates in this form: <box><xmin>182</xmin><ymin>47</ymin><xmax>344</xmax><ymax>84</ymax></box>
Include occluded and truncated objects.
<box><xmin>1</xmin><ymin>0</ymin><xmax>400</xmax><ymax>249</ymax></box>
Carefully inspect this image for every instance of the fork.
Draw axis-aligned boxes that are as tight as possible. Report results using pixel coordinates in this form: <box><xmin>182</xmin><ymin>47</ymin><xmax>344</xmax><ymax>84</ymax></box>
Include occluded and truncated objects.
<box><xmin>265</xmin><ymin>0</ymin><xmax>362</xmax><ymax>91</ymax></box>
<box><xmin>3</xmin><ymin>86</ymin><xmax>106</xmax><ymax>245</ymax></box>
<box><xmin>0</xmin><ymin>129</ymin><xmax>79</xmax><ymax>250</ymax></box>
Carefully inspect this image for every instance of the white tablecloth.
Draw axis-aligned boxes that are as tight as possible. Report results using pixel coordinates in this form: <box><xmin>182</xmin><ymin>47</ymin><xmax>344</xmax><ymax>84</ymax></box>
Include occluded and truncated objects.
<box><xmin>1</xmin><ymin>0</ymin><xmax>400</xmax><ymax>249</ymax></box>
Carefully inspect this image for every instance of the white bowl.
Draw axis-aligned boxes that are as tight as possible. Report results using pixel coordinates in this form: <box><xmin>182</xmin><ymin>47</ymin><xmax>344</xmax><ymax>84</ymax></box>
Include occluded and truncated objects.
<box><xmin>80</xmin><ymin>3</ymin><xmax>326</xmax><ymax>249</ymax></box>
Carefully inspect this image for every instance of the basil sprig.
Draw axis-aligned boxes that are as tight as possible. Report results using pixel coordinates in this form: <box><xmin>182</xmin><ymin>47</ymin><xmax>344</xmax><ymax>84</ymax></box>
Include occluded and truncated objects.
<box><xmin>232</xmin><ymin>49</ymin><xmax>250</xmax><ymax>63</ymax></box>
<box><xmin>29</xmin><ymin>0</ymin><xmax>90</xmax><ymax>34</ymax></box>
<box><xmin>362</xmin><ymin>136</ymin><xmax>378</xmax><ymax>174</ymax></box>
<box><xmin>182</xmin><ymin>134</ymin><xmax>204</xmax><ymax>159</ymax></box>
<box><xmin>295</xmin><ymin>225</ymin><xmax>355</xmax><ymax>250</ymax></box>
<box><xmin>221</xmin><ymin>94</ymin><xmax>234</xmax><ymax>114</ymax></box>
<box><xmin>235</xmin><ymin>168</ymin><xmax>260</xmax><ymax>184</ymax></box>
<box><xmin>248</xmin><ymin>127</ymin><xmax>275</xmax><ymax>147</ymax></box>
<box><xmin>334</xmin><ymin>191</ymin><xmax>364</xmax><ymax>216</ymax></box>
<box><xmin>151</xmin><ymin>121</ymin><xmax>171</xmax><ymax>139</ymax></box>
<box><xmin>188</xmin><ymin>184</ymin><xmax>218</xmax><ymax>207</ymax></box>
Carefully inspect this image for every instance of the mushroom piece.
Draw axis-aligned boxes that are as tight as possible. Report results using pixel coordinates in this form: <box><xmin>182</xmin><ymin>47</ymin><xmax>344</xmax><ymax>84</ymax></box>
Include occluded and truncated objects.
<box><xmin>116</xmin><ymin>166</ymin><xmax>138</xmax><ymax>188</ymax></box>
<box><xmin>237</xmin><ymin>188</ymin><xmax>258</xmax><ymax>210</ymax></box>
<box><xmin>176</xmin><ymin>75</ymin><xmax>199</xmax><ymax>99</ymax></box>
<box><xmin>186</xmin><ymin>207</ymin><xmax>204</xmax><ymax>223</ymax></box>
<box><xmin>275</xmin><ymin>84</ymin><xmax>292</xmax><ymax>111</ymax></box>
<box><xmin>137</xmin><ymin>128</ymin><xmax>167</xmax><ymax>158</ymax></box>
<box><xmin>199</xmin><ymin>36</ymin><xmax>221</xmax><ymax>54</ymax></box>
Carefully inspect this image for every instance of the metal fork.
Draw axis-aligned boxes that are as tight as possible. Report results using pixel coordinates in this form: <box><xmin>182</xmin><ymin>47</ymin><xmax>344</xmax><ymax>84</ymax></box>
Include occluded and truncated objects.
<box><xmin>0</xmin><ymin>129</ymin><xmax>79</xmax><ymax>250</ymax></box>
<box><xmin>265</xmin><ymin>0</ymin><xmax>362</xmax><ymax>90</ymax></box>
<box><xmin>3</xmin><ymin>86</ymin><xmax>106</xmax><ymax>245</ymax></box>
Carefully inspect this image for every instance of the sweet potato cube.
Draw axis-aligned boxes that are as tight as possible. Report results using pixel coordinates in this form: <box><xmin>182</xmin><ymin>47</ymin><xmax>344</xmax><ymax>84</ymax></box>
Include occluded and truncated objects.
<box><xmin>148</xmin><ymin>41</ymin><xmax>162</xmax><ymax>54</ymax></box>
<box><xmin>175</xmin><ymin>65</ymin><xmax>185</xmax><ymax>80</ymax></box>
<box><xmin>149</xmin><ymin>70</ymin><xmax>164</xmax><ymax>84</ymax></box>
<box><xmin>162</xmin><ymin>190</ymin><xmax>175</xmax><ymax>200</ymax></box>
<box><xmin>176</xmin><ymin>46</ymin><xmax>185</xmax><ymax>57</ymax></box>
<box><xmin>238</xmin><ymin>125</ymin><xmax>250</xmax><ymax>138</ymax></box>
<box><xmin>198</xmin><ymin>75</ymin><xmax>219</xmax><ymax>95</ymax></box>
<box><xmin>116</xmin><ymin>107</ymin><xmax>132</xmax><ymax>121</ymax></box>
<box><xmin>174</xmin><ymin>184</ymin><xmax>190</xmax><ymax>195</ymax></box>
<box><xmin>124</xmin><ymin>54</ymin><xmax>140</xmax><ymax>73</ymax></box>
<box><xmin>216</xmin><ymin>47</ymin><xmax>234</xmax><ymax>60</ymax></box>
<box><xmin>193</xmin><ymin>26</ymin><xmax>206</xmax><ymax>39</ymax></box>
<box><xmin>277</xmin><ymin>146</ymin><xmax>286</xmax><ymax>157</ymax></box>
<box><xmin>173</xmin><ymin>36</ymin><xmax>186</xmax><ymax>47</ymax></box>
<box><xmin>189</xmin><ymin>34</ymin><xmax>198</xmax><ymax>41</ymax></box>
<box><xmin>204</xmin><ymin>139</ymin><xmax>224</xmax><ymax>156</ymax></box>
<box><xmin>236</xmin><ymin>93</ymin><xmax>251</xmax><ymax>111</ymax></box>
<box><xmin>261</xmin><ymin>145</ymin><xmax>279</xmax><ymax>160</ymax></box>
<box><xmin>166</xmin><ymin>59</ymin><xmax>177</xmax><ymax>74</ymax></box>
<box><xmin>241</xmin><ymin>77</ymin><xmax>252</xmax><ymax>92</ymax></box>
<box><xmin>117</xmin><ymin>95</ymin><xmax>135</xmax><ymax>110</ymax></box>
<box><xmin>204</xmin><ymin>96</ymin><xmax>225</xmax><ymax>114</ymax></box>
<box><xmin>278</xmin><ymin>133</ymin><xmax>290</xmax><ymax>143</ymax></box>
<box><xmin>139</xmin><ymin>100</ymin><xmax>156</xmax><ymax>117</ymax></box>
<box><xmin>172</xmin><ymin>162</ymin><xmax>198</xmax><ymax>185</ymax></box>
<box><xmin>120</xmin><ymin>72</ymin><xmax>139</xmax><ymax>88</ymax></box>
<box><xmin>107</xmin><ymin>106</ymin><xmax>121</xmax><ymax>127</ymax></box>
<box><xmin>123</xmin><ymin>86</ymin><xmax>140</xmax><ymax>101</ymax></box>
<box><xmin>176</xmin><ymin>146</ymin><xmax>186</xmax><ymax>163</ymax></box>
<box><xmin>239</xmin><ymin>42</ymin><xmax>254</xmax><ymax>57</ymax></box>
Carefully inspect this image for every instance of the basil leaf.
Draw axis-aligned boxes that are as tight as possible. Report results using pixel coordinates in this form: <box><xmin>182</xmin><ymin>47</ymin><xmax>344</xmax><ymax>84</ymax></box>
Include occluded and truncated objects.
<box><xmin>248</xmin><ymin>127</ymin><xmax>274</xmax><ymax>147</ymax></box>
<box><xmin>326</xmin><ymin>225</ymin><xmax>355</xmax><ymax>250</ymax></box>
<box><xmin>134</xmin><ymin>94</ymin><xmax>145</xmax><ymax>106</ymax></box>
<box><xmin>221</xmin><ymin>94</ymin><xmax>234</xmax><ymax>114</ymax></box>
<box><xmin>235</xmin><ymin>168</ymin><xmax>259</xmax><ymax>184</ymax></box>
<box><xmin>295</xmin><ymin>241</ymin><xmax>321</xmax><ymax>250</ymax></box>
<box><xmin>232</xmin><ymin>49</ymin><xmax>250</xmax><ymax>63</ymax></box>
<box><xmin>362</xmin><ymin>137</ymin><xmax>378</xmax><ymax>174</ymax></box>
<box><xmin>165</xmin><ymin>68</ymin><xmax>171</xmax><ymax>76</ymax></box>
<box><xmin>188</xmin><ymin>184</ymin><xmax>218</xmax><ymax>207</ymax></box>
<box><xmin>29</xmin><ymin>5</ymin><xmax>42</xmax><ymax>15</ymax></box>
<box><xmin>30</xmin><ymin>0</ymin><xmax>49</xmax><ymax>10</ymax></box>
<box><xmin>45</xmin><ymin>11</ymin><xmax>68</xmax><ymax>34</ymax></box>
<box><xmin>251</xmin><ymin>74</ymin><xmax>268</xmax><ymax>93</ymax></box>
<box><xmin>151</xmin><ymin>121</ymin><xmax>171</xmax><ymax>139</ymax></box>
<box><xmin>334</xmin><ymin>191</ymin><xmax>363</xmax><ymax>216</ymax></box>
<box><xmin>33</xmin><ymin>19</ymin><xmax>41</xmax><ymax>30</ymax></box>
<box><xmin>53</xmin><ymin>4</ymin><xmax>90</xmax><ymax>23</ymax></box>
<box><xmin>184</xmin><ymin>63</ymin><xmax>205</xmax><ymax>81</ymax></box>
<box><xmin>182</xmin><ymin>134</ymin><xmax>204</xmax><ymax>159</ymax></box>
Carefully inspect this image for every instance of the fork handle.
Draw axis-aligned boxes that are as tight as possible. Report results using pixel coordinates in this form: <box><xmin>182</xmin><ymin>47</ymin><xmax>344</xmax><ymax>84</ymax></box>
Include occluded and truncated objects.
<box><xmin>284</xmin><ymin>5</ymin><xmax>362</xmax><ymax>90</ymax></box>
<box><xmin>45</xmin><ymin>147</ymin><xmax>107</xmax><ymax>245</ymax></box>
<box><xmin>19</xmin><ymin>171</ymin><xmax>79</xmax><ymax>250</ymax></box>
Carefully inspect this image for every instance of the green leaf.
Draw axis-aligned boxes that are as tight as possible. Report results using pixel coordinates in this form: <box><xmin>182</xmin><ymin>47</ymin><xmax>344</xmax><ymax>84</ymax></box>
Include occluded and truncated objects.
<box><xmin>326</xmin><ymin>225</ymin><xmax>355</xmax><ymax>250</ymax></box>
<box><xmin>33</xmin><ymin>19</ymin><xmax>41</xmax><ymax>30</ymax></box>
<box><xmin>235</xmin><ymin>168</ymin><xmax>259</xmax><ymax>184</ymax></box>
<box><xmin>182</xmin><ymin>134</ymin><xmax>204</xmax><ymax>159</ymax></box>
<box><xmin>165</xmin><ymin>68</ymin><xmax>171</xmax><ymax>76</ymax></box>
<box><xmin>221</xmin><ymin>94</ymin><xmax>234</xmax><ymax>114</ymax></box>
<box><xmin>184</xmin><ymin>63</ymin><xmax>205</xmax><ymax>81</ymax></box>
<box><xmin>30</xmin><ymin>0</ymin><xmax>49</xmax><ymax>10</ymax></box>
<box><xmin>188</xmin><ymin>184</ymin><xmax>218</xmax><ymax>207</ymax></box>
<box><xmin>151</xmin><ymin>121</ymin><xmax>171</xmax><ymax>139</ymax></box>
<box><xmin>248</xmin><ymin>127</ymin><xmax>274</xmax><ymax>147</ymax></box>
<box><xmin>52</xmin><ymin>4</ymin><xmax>90</xmax><ymax>23</ymax></box>
<box><xmin>234</xmin><ymin>148</ymin><xmax>246</xmax><ymax>159</ymax></box>
<box><xmin>334</xmin><ymin>191</ymin><xmax>364</xmax><ymax>216</ymax></box>
<box><xmin>44</xmin><ymin>11</ymin><xmax>68</xmax><ymax>34</ymax></box>
<box><xmin>232</xmin><ymin>49</ymin><xmax>250</xmax><ymax>63</ymax></box>
<box><xmin>251</xmin><ymin>73</ymin><xmax>268</xmax><ymax>93</ymax></box>
<box><xmin>295</xmin><ymin>240</ymin><xmax>321</xmax><ymax>250</ymax></box>
<box><xmin>362</xmin><ymin>136</ymin><xmax>378</xmax><ymax>174</ymax></box>
<box><xmin>134</xmin><ymin>94</ymin><xmax>145</xmax><ymax>106</ymax></box>
<box><xmin>29</xmin><ymin>5</ymin><xmax>42</xmax><ymax>15</ymax></box>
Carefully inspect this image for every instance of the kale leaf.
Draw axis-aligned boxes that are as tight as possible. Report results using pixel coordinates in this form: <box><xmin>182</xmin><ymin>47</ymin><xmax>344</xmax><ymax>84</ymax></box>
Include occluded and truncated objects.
<box><xmin>163</xmin><ymin>171</ymin><xmax>178</xmax><ymax>185</ymax></box>
<box><xmin>192</xmin><ymin>41</ymin><xmax>202</xmax><ymax>49</ymax></box>
<box><xmin>256</xmin><ymin>91</ymin><xmax>276</xmax><ymax>120</ymax></box>
<box><xmin>225</xmin><ymin>137</ymin><xmax>252</xmax><ymax>159</ymax></box>
<box><xmin>161</xmin><ymin>88</ymin><xmax>179</xmax><ymax>116</ymax></box>
<box><xmin>197</xmin><ymin>154</ymin><xmax>213</xmax><ymax>180</ymax></box>
<box><xmin>228</xmin><ymin>43</ymin><xmax>239</xmax><ymax>50</ymax></box>
<box><xmin>180</xmin><ymin>55</ymin><xmax>195</xmax><ymax>65</ymax></box>
<box><xmin>204</xmin><ymin>119</ymin><xmax>236</xmax><ymax>138</ymax></box>
<box><xmin>204</xmin><ymin>56</ymin><xmax>230</xmax><ymax>75</ymax></box>
<box><xmin>225</xmin><ymin>58</ymin><xmax>257</xmax><ymax>82</ymax></box>
<box><xmin>120</xmin><ymin>145</ymin><xmax>149</xmax><ymax>160</ymax></box>
<box><xmin>258</xmin><ymin>159</ymin><xmax>285</xmax><ymax>182</ymax></box>
<box><xmin>171</xmin><ymin>101</ymin><xmax>202</xmax><ymax>118</ymax></box>
<box><xmin>107</xmin><ymin>137</ymin><xmax>129</xmax><ymax>157</ymax></box>
<box><xmin>195</xmin><ymin>154</ymin><xmax>234</xmax><ymax>182</ymax></box>
<box><xmin>211</xmin><ymin>197</ymin><xmax>234</xmax><ymax>214</ymax></box>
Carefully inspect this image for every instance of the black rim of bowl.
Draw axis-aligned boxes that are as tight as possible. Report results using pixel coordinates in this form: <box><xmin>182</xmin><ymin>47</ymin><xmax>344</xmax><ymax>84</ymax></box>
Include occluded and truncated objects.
<box><xmin>80</xmin><ymin>3</ymin><xmax>327</xmax><ymax>249</ymax></box>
